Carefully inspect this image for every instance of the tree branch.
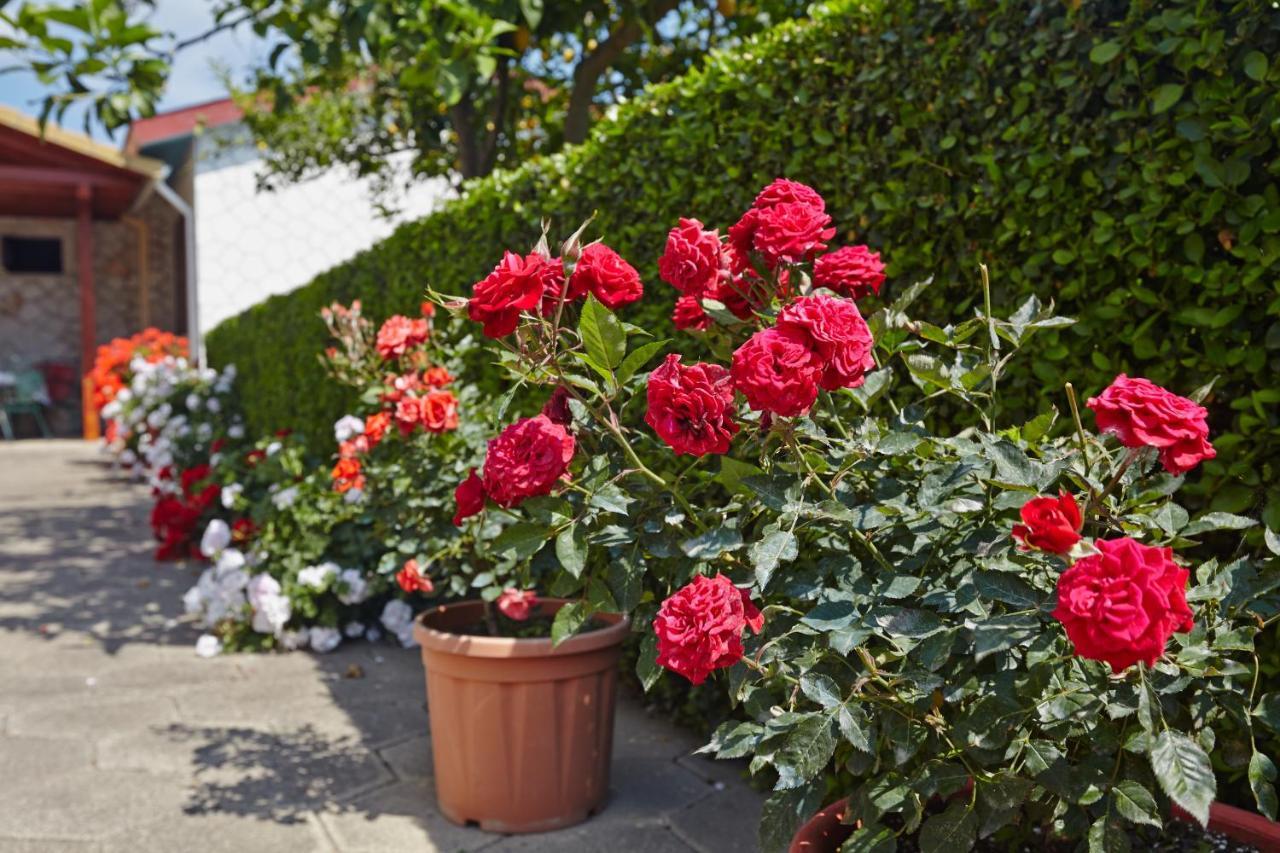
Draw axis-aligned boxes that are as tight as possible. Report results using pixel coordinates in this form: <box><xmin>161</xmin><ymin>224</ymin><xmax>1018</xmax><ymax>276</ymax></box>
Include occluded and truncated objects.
<box><xmin>173</xmin><ymin>12</ymin><xmax>257</xmax><ymax>53</ymax></box>
<box><xmin>562</xmin><ymin>0</ymin><xmax>678</xmax><ymax>145</ymax></box>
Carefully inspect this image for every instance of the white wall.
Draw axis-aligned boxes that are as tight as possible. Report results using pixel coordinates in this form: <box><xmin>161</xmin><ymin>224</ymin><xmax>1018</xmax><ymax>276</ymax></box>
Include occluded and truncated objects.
<box><xmin>193</xmin><ymin>153</ymin><xmax>452</xmax><ymax>333</ymax></box>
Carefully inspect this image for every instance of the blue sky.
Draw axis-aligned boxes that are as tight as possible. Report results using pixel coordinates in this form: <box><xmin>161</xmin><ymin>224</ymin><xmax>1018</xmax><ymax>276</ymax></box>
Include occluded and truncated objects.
<box><xmin>0</xmin><ymin>2</ymin><xmax>268</xmax><ymax>142</ymax></box>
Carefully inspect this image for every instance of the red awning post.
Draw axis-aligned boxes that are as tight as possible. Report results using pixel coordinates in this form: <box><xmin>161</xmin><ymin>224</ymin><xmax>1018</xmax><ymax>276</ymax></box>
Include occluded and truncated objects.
<box><xmin>76</xmin><ymin>183</ymin><xmax>98</xmax><ymax>439</ymax></box>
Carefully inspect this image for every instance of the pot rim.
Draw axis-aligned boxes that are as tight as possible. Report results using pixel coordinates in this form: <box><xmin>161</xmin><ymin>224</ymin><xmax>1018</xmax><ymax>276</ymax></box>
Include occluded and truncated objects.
<box><xmin>413</xmin><ymin>598</ymin><xmax>631</xmax><ymax>659</ymax></box>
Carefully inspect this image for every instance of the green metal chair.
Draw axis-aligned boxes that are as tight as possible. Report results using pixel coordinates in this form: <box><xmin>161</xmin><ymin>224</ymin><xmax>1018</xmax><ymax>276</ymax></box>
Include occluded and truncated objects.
<box><xmin>0</xmin><ymin>369</ymin><xmax>52</xmax><ymax>440</ymax></box>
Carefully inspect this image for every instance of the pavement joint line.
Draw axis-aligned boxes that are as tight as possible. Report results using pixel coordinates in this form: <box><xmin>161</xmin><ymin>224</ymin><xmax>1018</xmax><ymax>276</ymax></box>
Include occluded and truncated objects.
<box><xmin>304</xmin><ymin>810</ymin><xmax>343</xmax><ymax>852</ymax></box>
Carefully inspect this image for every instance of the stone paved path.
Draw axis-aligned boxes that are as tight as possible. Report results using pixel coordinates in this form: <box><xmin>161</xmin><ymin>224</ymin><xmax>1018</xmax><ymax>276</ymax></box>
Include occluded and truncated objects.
<box><xmin>0</xmin><ymin>441</ymin><xmax>763</xmax><ymax>852</ymax></box>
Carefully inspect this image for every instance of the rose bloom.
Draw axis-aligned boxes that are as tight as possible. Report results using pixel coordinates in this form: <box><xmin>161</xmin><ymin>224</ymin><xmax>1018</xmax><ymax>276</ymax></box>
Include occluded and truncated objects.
<box><xmin>375</xmin><ymin>315</ymin><xmax>430</xmax><ymax>360</ymax></box>
<box><xmin>1052</xmin><ymin>537</ymin><xmax>1194</xmax><ymax>672</ymax></box>
<box><xmin>482</xmin><ymin>415</ymin><xmax>576</xmax><ymax>508</ymax></box>
<box><xmin>775</xmin><ymin>293</ymin><xmax>876</xmax><ymax>391</ymax></box>
<box><xmin>1012</xmin><ymin>491</ymin><xmax>1083</xmax><ymax>554</ymax></box>
<box><xmin>452</xmin><ymin>468</ymin><xmax>486</xmax><ymax>526</ymax></box>
<box><xmin>672</xmin><ymin>294</ymin><xmax>711</xmax><ymax>331</ymax></box>
<box><xmin>731</xmin><ymin>327</ymin><xmax>824</xmax><ymax>417</ymax></box>
<box><xmin>814</xmin><ymin>246</ymin><xmax>885</xmax><ymax>300</ymax></box>
<box><xmin>469</xmin><ymin>251</ymin><xmax>565</xmax><ymax>338</ymax></box>
<box><xmin>338</xmin><ymin>435</ymin><xmax>369</xmax><ymax>458</ymax></box>
<box><xmin>658</xmin><ymin>218</ymin><xmax>723</xmax><ymax>295</ymax></box>
<box><xmin>568</xmin><ymin>243</ymin><xmax>643</xmax><ymax>310</ymax></box>
<box><xmin>394</xmin><ymin>396</ymin><xmax>424</xmax><ymax>436</ymax></box>
<box><xmin>654</xmin><ymin>573</ymin><xmax>764</xmax><ymax>685</ymax></box>
<box><xmin>231</xmin><ymin>517</ymin><xmax>257</xmax><ymax>544</ymax></box>
<box><xmin>645</xmin><ymin>354</ymin><xmax>739</xmax><ymax>457</ymax></box>
<box><xmin>420</xmin><ymin>301</ymin><xmax>435</xmax><ymax>317</ymax></box>
<box><xmin>396</xmin><ymin>559</ymin><xmax>434</xmax><ymax>594</ymax></box>
<box><xmin>364</xmin><ymin>411</ymin><xmax>392</xmax><ymax>445</ymax></box>
<box><xmin>380</xmin><ymin>372</ymin><xmax>422</xmax><ymax>405</ymax></box>
<box><xmin>752</xmin><ymin>177</ymin><xmax>826</xmax><ymax>212</ymax></box>
<box><xmin>749</xmin><ymin>202</ymin><xmax>835</xmax><ymax>268</ymax></box>
<box><xmin>497</xmin><ymin>588</ymin><xmax>538</xmax><ymax>621</ymax></box>
<box><xmin>331</xmin><ymin>457</ymin><xmax>364</xmax><ymax>493</ymax></box>
<box><xmin>423</xmin><ymin>366</ymin><xmax>453</xmax><ymax>387</ymax></box>
<box><xmin>419</xmin><ymin>390</ymin><xmax>460</xmax><ymax>433</ymax></box>
<box><xmin>1087</xmin><ymin>375</ymin><xmax>1215</xmax><ymax>475</ymax></box>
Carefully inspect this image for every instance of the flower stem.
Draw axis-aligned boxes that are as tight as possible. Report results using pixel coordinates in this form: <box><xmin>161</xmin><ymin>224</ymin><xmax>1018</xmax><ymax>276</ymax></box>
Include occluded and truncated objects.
<box><xmin>1093</xmin><ymin>446</ymin><xmax>1141</xmax><ymax>510</ymax></box>
<box><xmin>1065</xmin><ymin>382</ymin><xmax>1092</xmax><ymax>479</ymax></box>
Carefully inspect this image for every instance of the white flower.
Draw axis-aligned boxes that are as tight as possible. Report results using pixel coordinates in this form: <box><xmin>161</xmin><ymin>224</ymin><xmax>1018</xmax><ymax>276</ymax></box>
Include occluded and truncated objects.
<box><xmin>228</xmin><ymin>422</ymin><xmax>244</xmax><ymax>439</ymax></box>
<box><xmin>200</xmin><ymin>520</ymin><xmax>231</xmax><ymax>558</ymax></box>
<box><xmin>309</xmin><ymin>626</ymin><xmax>342</xmax><ymax>653</ymax></box>
<box><xmin>120</xmin><ymin>449</ymin><xmax>137</xmax><ymax>466</ymax></box>
<box><xmin>266</xmin><ymin>441</ymin><xmax>282</xmax><ymax>456</ymax></box>
<box><xmin>186</xmin><ymin>392</ymin><xmax>202</xmax><ymax>412</ymax></box>
<box><xmin>365</xmin><ymin>626</ymin><xmax>383</xmax><ymax>643</ymax></box>
<box><xmin>297</xmin><ymin>562</ymin><xmax>339</xmax><ymax>590</ymax></box>
<box><xmin>342</xmin><ymin>488</ymin><xmax>364</xmax><ymax>505</ymax></box>
<box><xmin>343</xmin><ymin>621</ymin><xmax>365</xmax><ymax>638</ymax></box>
<box><xmin>251</xmin><ymin>594</ymin><xmax>291</xmax><ymax>636</ymax></box>
<box><xmin>182</xmin><ymin>584</ymin><xmax>205</xmax><ymax>616</ymax></box>
<box><xmin>207</xmin><ymin>397</ymin><xmax>221</xmax><ymax>414</ymax></box>
<box><xmin>195</xmin><ymin>634</ymin><xmax>222</xmax><ymax>658</ymax></box>
<box><xmin>271</xmin><ymin>486</ymin><xmax>299</xmax><ymax>510</ymax></box>
<box><xmin>337</xmin><ymin>568</ymin><xmax>369</xmax><ymax>605</ymax></box>
<box><xmin>333</xmin><ymin>415</ymin><xmax>365</xmax><ymax>443</ymax></box>
<box><xmin>381</xmin><ymin>599</ymin><xmax>413</xmax><ymax>634</ymax></box>
<box><xmin>221</xmin><ymin>483</ymin><xmax>243</xmax><ymax>509</ymax></box>
<box><xmin>246</xmin><ymin>573</ymin><xmax>282</xmax><ymax>609</ymax></box>
<box><xmin>279</xmin><ymin>629</ymin><xmax>309</xmax><ymax>651</ymax></box>
<box><xmin>215</xmin><ymin>548</ymin><xmax>247</xmax><ymax>574</ymax></box>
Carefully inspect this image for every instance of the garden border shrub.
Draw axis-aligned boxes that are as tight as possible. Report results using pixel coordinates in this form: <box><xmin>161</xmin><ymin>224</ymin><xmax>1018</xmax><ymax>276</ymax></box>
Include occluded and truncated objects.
<box><xmin>208</xmin><ymin>0</ymin><xmax>1279</xmax><ymax>525</ymax></box>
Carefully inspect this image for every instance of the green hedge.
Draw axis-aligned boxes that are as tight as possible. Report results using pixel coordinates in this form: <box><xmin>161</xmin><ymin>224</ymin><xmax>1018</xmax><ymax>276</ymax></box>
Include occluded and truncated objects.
<box><xmin>207</xmin><ymin>0</ymin><xmax>1280</xmax><ymax>527</ymax></box>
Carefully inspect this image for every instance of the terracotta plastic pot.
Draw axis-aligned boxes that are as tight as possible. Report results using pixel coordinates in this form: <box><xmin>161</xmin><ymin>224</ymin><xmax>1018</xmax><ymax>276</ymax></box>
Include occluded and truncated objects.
<box><xmin>789</xmin><ymin>798</ymin><xmax>854</xmax><ymax>853</ymax></box>
<box><xmin>413</xmin><ymin>599</ymin><xmax>629</xmax><ymax>833</ymax></box>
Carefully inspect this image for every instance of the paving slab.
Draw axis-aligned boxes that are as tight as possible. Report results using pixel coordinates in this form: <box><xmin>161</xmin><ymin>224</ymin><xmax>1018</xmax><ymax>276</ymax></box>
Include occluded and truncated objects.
<box><xmin>0</xmin><ymin>440</ymin><xmax>764</xmax><ymax>850</ymax></box>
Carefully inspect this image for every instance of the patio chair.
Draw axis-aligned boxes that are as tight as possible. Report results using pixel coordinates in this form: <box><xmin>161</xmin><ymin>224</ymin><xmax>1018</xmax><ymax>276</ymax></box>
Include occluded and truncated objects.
<box><xmin>0</xmin><ymin>368</ymin><xmax>52</xmax><ymax>439</ymax></box>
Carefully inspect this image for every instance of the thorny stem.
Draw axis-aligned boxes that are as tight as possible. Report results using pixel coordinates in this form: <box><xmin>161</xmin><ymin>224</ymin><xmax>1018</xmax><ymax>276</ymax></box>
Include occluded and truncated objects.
<box><xmin>1092</xmin><ymin>447</ymin><xmax>1141</xmax><ymax>514</ymax></box>
<box><xmin>979</xmin><ymin>262</ymin><xmax>998</xmax><ymax>430</ymax></box>
<box><xmin>1065</xmin><ymin>382</ymin><xmax>1093</xmax><ymax>480</ymax></box>
<box><xmin>604</xmin><ymin>421</ymin><xmax>707</xmax><ymax>532</ymax></box>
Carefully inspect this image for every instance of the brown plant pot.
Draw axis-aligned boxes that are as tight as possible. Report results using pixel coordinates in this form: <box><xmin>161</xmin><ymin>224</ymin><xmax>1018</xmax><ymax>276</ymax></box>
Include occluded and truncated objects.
<box><xmin>792</xmin><ymin>798</ymin><xmax>1280</xmax><ymax>852</ymax></box>
<box><xmin>413</xmin><ymin>599</ymin><xmax>630</xmax><ymax>834</ymax></box>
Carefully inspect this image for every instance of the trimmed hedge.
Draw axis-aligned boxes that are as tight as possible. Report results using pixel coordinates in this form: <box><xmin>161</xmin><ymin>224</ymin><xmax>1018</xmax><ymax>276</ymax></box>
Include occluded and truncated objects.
<box><xmin>208</xmin><ymin>0</ymin><xmax>1280</xmax><ymax>527</ymax></box>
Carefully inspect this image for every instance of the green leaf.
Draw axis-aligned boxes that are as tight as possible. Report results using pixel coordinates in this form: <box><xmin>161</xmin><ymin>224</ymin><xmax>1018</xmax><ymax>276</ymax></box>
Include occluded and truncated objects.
<box><xmin>799</xmin><ymin>673</ymin><xmax>842</xmax><ymax>709</ymax></box>
<box><xmin>918</xmin><ymin>801</ymin><xmax>976</xmax><ymax>853</ymax></box>
<box><xmin>682</xmin><ymin>527</ymin><xmax>743</xmax><ymax>560</ymax></box>
<box><xmin>555</xmin><ymin>524</ymin><xmax>587</xmax><ymax>577</ymax></box>
<box><xmin>550</xmin><ymin>601</ymin><xmax>587</xmax><ymax>646</ymax></box>
<box><xmin>1250</xmin><ymin>751</ymin><xmax>1278</xmax><ymax>821</ymax></box>
<box><xmin>607</xmin><ymin>553</ymin><xmax>644</xmax><ymax>612</ymax></box>
<box><xmin>1244</xmin><ymin>50</ymin><xmax>1269</xmax><ymax>82</ymax></box>
<box><xmin>1182</xmin><ymin>512</ymin><xmax>1257</xmax><ymax>536</ymax></box>
<box><xmin>1150</xmin><ymin>730</ymin><xmax>1216</xmax><ymax>826</ymax></box>
<box><xmin>490</xmin><ymin>522</ymin><xmax>549</xmax><ymax>560</ymax></box>
<box><xmin>1088</xmin><ymin>816</ymin><xmax>1132</xmax><ymax>853</ymax></box>
<box><xmin>1111</xmin><ymin>780</ymin><xmax>1161</xmax><ymax>827</ymax></box>
<box><xmin>636</xmin><ymin>631</ymin><xmax>661</xmax><ymax>690</ymax></box>
<box><xmin>840</xmin><ymin>825</ymin><xmax>897</xmax><ymax>853</ymax></box>
<box><xmin>1265</xmin><ymin>528</ymin><xmax>1280</xmax><ymax>557</ymax></box>
<box><xmin>1150</xmin><ymin>83</ymin><xmax>1185</xmax><ymax>114</ymax></box>
<box><xmin>578</xmin><ymin>293</ymin><xmax>626</xmax><ymax>369</ymax></box>
<box><xmin>774</xmin><ymin>714</ymin><xmax>837</xmax><ymax>789</ymax></box>
<box><xmin>1089</xmin><ymin>40</ymin><xmax>1122</xmax><ymax>63</ymax></box>
<box><xmin>751</xmin><ymin>526</ymin><xmax>799</xmax><ymax>589</ymax></box>
<box><xmin>616</xmin><ymin>339</ymin><xmax>669</xmax><ymax>384</ymax></box>
<box><xmin>758</xmin><ymin>786</ymin><xmax>824</xmax><ymax>853</ymax></box>
<box><xmin>837</xmin><ymin>703</ymin><xmax>873</xmax><ymax>752</ymax></box>
<box><xmin>974</xmin><ymin>571</ymin><xmax>1040</xmax><ymax>608</ymax></box>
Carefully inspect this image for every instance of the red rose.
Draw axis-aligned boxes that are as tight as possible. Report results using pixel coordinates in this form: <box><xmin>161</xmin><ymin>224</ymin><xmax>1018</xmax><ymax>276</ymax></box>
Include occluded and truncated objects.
<box><xmin>396</xmin><ymin>559</ymin><xmax>434</xmax><ymax>594</ymax></box>
<box><xmin>658</xmin><ymin>218</ymin><xmax>723</xmax><ymax>295</ymax></box>
<box><xmin>497</xmin><ymin>588</ymin><xmax>538</xmax><ymax>621</ymax></box>
<box><xmin>331</xmin><ymin>457</ymin><xmax>364</xmax><ymax>493</ymax></box>
<box><xmin>375</xmin><ymin>315</ymin><xmax>430</xmax><ymax>360</ymax></box>
<box><xmin>1087</xmin><ymin>375</ymin><xmax>1215</xmax><ymax>475</ymax></box>
<box><xmin>751</xmin><ymin>178</ymin><xmax>826</xmax><ymax>212</ymax></box>
<box><xmin>394</xmin><ymin>397</ymin><xmax>423</xmax><ymax>436</ymax></box>
<box><xmin>452</xmin><ymin>468</ymin><xmax>486</xmax><ymax>526</ymax></box>
<box><xmin>420</xmin><ymin>301</ymin><xmax>436</xmax><ymax>317</ymax></box>
<box><xmin>1052</xmin><ymin>537</ymin><xmax>1194</xmax><ymax>672</ymax></box>
<box><xmin>423</xmin><ymin>366</ymin><xmax>453</xmax><ymax>387</ymax></box>
<box><xmin>231</xmin><ymin>517</ymin><xmax>257</xmax><ymax>544</ymax></box>
<box><xmin>672</xmin><ymin>295</ymin><xmax>711</xmax><ymax>331</ymax></box>
<box><xmin>749</xmin><ymin>202</ymin><xmax>835</xmax><ymax>268</ymax></box>
<box><xmin>481</xmin><ymin>414</ymin><xmax>576</xmax><ymax>507</ymax></box>
<box><xmin>645</xmin><ymin>354</ymin><xmax>739</xmax><ymax>457</ymax></box>
<box><xmin>568</xmin><ymin>243</ymin><xmax>643</xmax><ymax>310</ymax></box>
<box><xmin>338</xmin><ymin>436</ymin><xmax>369</xmax><ymax>458</ymax></box>
<box><xmin>469</xmin><ymin>251</ymin><xmax>565</xmax><ymax>338</ymax></box>
<box><xmin>419</xmin><ymin>390</ymin><xmax>460</xmax><ymax>433</ymax></box>
<box><xmin>814</xmin><ymin>246</ymin><xmax>885</xmax><ymax>300</ymax></box>
<box><xmin>654</xmin><ymin>573</ymin><xmax>764</xmax><ymax>685</ymax></box>
<box><xmin>364</xmin><ymin>411</ymin><xmax>392</xmax><ymax>445</ymax></box>
<box><xmin>541</xmin><ymin>386</ymin><xmax>573</xmax><ymax>426</ymax></box>
<box><xmin>1012</xmin><ymin>491</ymin><xmax>1083</xmax><ymax>554</ymax></box>
<box><xmin>380</xmin><ymin>372</ymin><xmax>422</xmax><ymax>405</ymax></box>
<box><xmin>775</xmin><ymin>293</ymin><xmax>876</xmax><ymax>391</ymax></box>
<box><xmin>730</xmin><ymin>327</ymin><xmax>823</xmax><ymax>417</ymax></box>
